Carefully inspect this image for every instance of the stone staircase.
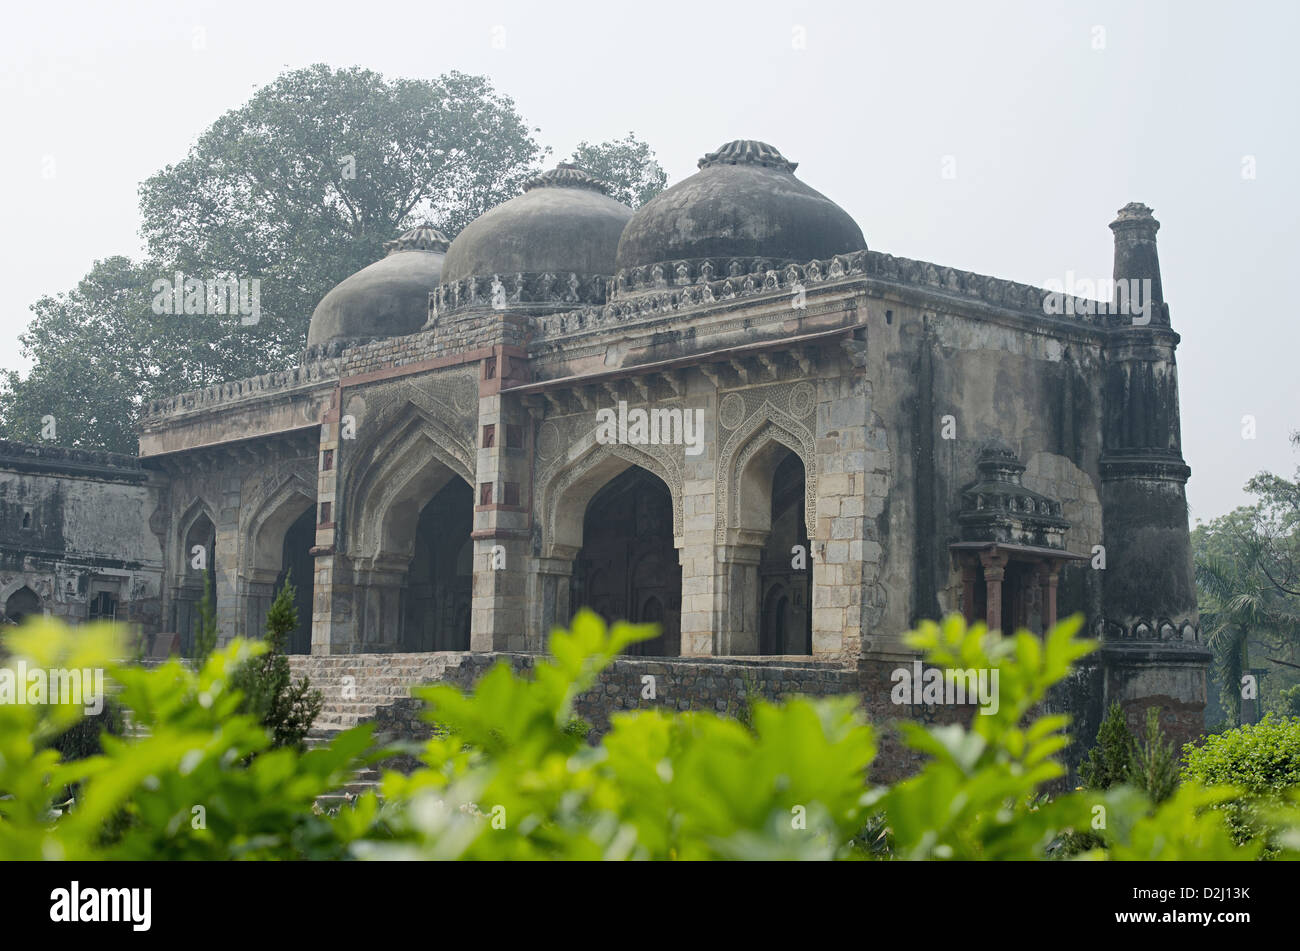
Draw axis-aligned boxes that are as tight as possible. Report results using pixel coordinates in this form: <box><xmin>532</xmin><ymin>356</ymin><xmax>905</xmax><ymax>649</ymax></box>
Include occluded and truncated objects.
<box><xmin>288</xmin><ymin>651</ymin><xmax>472</xmax><ymax>731</ymax></box>
<box><xmin>288</xmin><ymin>652</ymin><xmax>474</xmax><ymax>810</ymax></box>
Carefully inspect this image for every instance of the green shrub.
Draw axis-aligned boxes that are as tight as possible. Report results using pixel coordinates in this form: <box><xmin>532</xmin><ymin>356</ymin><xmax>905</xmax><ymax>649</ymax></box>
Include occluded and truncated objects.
<box><xmin>1081</xmin><ymin>702</ymin><xmax>1135</xmax><ymax>790</ymax></box>
<box><xmin>1130</xmin><ymin>708</ymin><xmax>1180</xmax><ymax>805</ymax></box>
<box><xmin>190</xmin><ymin>571</ymin><xmax>218</xmax><ymax>664</ymax></box>
<box><xmin>229</xmin><ymin>574</ymin><xmax>323</xmax><ymax>750</ymax></box>
<box><xmin>2</xmin><ymin>611</ymin><xmax>1297</xmax><ymax>861</ymax></box>
<box><xmin>1181</xmin><ymin>714</ymin><xmax>1300</xmax><ymax>847</ymax></box>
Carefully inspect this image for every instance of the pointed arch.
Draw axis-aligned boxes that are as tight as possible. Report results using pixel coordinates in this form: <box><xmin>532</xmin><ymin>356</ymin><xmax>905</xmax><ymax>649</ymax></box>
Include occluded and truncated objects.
<box><xmin>175</xmin><ymin>496</ymin><xmax>218</xmax><ymax>568</ymax></box>
<box><xmin>537</xmin><ymin>432</ymin><xmax>684</xmax><ymax>559</ymax></box>
<box><xmin>3</xmin><ymin>585</ymin><xmax>41</xmax><ymax>622</ymax></box>
<box><xmin>341</xmin><ymin>397</ymin><xmax>475</xmax><ymax>563</ymax></box>
<box><xmin>241</xmin><ymin>470</ymin><xmax>317</xmax><ymax>577</ymax></box>
<box><xmin>716</xmin><ymin>403</ymin><xmax>818</xmax><ymax>544</ymax></box>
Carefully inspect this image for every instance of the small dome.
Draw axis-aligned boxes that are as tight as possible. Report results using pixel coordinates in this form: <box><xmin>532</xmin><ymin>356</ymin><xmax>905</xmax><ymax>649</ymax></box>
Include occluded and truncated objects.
<box><xmin>307</xmin><ymin>224</ymin><xmax>449</xmax><ymax>347</ymax></box>
<box><xmin>434</xmin><ymin>164</ymin><xmax>632</xmax><ymax>318</ymax></box>
<box><xmin>613</xmin><ymin>140</ymin><xmax>865</xmax><ymax>293</ymax></box>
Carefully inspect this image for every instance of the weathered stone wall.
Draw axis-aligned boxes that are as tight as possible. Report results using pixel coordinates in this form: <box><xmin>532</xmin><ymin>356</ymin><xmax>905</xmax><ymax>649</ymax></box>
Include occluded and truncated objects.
<box><xmin>365</xmin><ymin>652</ymin><xmax>978</xmax><ymax>783</ymax></box>
<box><xmin>0</xmin><ymin>440</ymin><xmax>165</xmax><ymax>631</ymax></box>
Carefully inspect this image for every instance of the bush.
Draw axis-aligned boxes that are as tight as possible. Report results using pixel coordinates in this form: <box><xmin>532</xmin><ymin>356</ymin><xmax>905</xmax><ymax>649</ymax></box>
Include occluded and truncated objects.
<box><xmin>229</xmin><ymin>574</ymin><xmax>323</xmax><ymax>750</ymax></box>
<box><xmin>1130</xmin><ymin>708</ymin><xmax>1180</xmax><ymax>805</ymax></box>
<box><xmin>1081</xmin><ymin>702</ymin><xmax>1135</xmax><ymax>790</ymax></box>
<box><xmin>3</xmin><ymin>611</ymin><xmax>1298</xmax><ymax>861</ymax></box>
<box><xmin>1181</xmin><ymin>714</ymin><xmax>1300</xmax><ymax>846</ymax></box>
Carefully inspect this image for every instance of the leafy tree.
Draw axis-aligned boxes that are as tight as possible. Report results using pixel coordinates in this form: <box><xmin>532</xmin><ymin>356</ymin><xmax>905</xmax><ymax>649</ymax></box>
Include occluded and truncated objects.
<box><xmin>230</xmin><ymin>574</ymin><xmax>323</xmax><ymax>750</ymax></box>
<box><xmin>138</xmin><ymin>64</ymin><xmax>546</xmax><ymax>369</ymax></box>
<box><xmin>2</xmin><ymin>66</ymin><xmax>547</xmax><ymax>451</ymax></box>
<box><xmin>1193</xmin><ymin>431</ymin><xmax>1300</xmax><ymax>725</ymax></box>
<box><xmin>0</xmin><ymin>257</ymin><xmax>202</xmax><ymax>453</ymax></box>
<box><xmin>569</xmin><ymin>133</ymin><xmax>667</xmax><ymax>208</ymax></box>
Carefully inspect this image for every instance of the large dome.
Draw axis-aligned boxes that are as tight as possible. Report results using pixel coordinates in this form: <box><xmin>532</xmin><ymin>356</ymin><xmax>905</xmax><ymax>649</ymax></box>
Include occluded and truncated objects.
<box><xmin>307</xmin><ymin>224</ymin><xmax>449</xmax><ymax>348</ymax></box>
<box><xmin>613</xmin><ymin>140</ymin><xmax>865</xmax><ymax>294</ymax></box>
<box><xmin>433</xmin><ymin>164</ymin><xmax>632</xmax><ymax>319</ymax></box>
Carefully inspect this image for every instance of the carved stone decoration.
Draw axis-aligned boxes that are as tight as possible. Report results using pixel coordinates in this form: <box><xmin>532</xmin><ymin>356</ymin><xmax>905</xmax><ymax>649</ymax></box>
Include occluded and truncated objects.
<box><xmin>718</xmin><ymin>392</ymin><xmax>746</xmax><ymax>430</ymax></box>
<box><xmin>339</xmin><ymin>372</ymin><xmax>477</xmax><ymax>559</ymax></box>
<box><xmin>536</xmin><ymin>421</ymin><xmax>561</xmax><ymax>462</ymax></box>
<box><xmin>536</xmin><ymin>437</ymin><xmax>684</xmax><ymax>558</ymax></box>
<box><xmin>238</xmin><ymin>462</ymin><xmax>317</xmax><ymax>576</ymax></box>
<box><xmin>715</xmin><ymin>400</ymin><xmax>818</xmax><ymax>545</ymax></box>
<box><xmin>699</xmin><ymin>261</ymin><xmax>715</xmax><ymax>283</ymax></box>
<box><xmin>539</xmin><ymin>272</ymin><xmax>558</xmax><ymax>301</ymax></box>
<box><xmin>451</xmin><ymin>375</ymin><xmax>479</xmax><ymax>414</ymax></box>
<box><xmin>788</xmin><ymin>381</ymin><xmax>816</xmax><ymax>419</ymax></box>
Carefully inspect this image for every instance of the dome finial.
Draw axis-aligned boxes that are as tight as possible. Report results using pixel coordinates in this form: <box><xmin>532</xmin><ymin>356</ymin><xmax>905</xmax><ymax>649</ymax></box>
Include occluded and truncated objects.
<box><xmin>698</xmin><ymin>140</ymin><xmax>798</xmax><ymax>172</ymax></box>
<box><xmin>384</xmin><ymin>222</ymin><xmax>450</xmax><ymax>255</ymax></box>
<box><xmin>521</xmin><ymin>164</ymin><xmax>611</xmax><ymax>194</ymax></box>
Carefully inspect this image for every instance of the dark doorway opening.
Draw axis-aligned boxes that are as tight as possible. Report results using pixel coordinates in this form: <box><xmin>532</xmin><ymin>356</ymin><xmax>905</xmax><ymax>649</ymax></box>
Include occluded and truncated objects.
<box><xmin>404</xmin><ymin>478</ymin><xmax>473</xmax><ymax>651</ymax></box>
<box><xmin>759</xmin><ymin>450</ymin><xmax>812</xmax><ymax>654</ymax></box>
<box><xmin>572</xmin><ymin>466</ymin><xmax>682</xmax><ymax>656</ymax></box>
<box><xmin>274</xmin><ymin>506</ymin><xmax>317</xmax><ymax>654</ymax></box>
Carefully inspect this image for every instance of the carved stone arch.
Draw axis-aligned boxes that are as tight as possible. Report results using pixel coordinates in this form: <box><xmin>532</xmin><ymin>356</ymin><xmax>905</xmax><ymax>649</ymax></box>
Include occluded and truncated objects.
<box><xmin>344</xmin><ymin>382</ymin><xmax>474</xmax><ymax>485</ymax></box>
<box><xmin>240</xmin><ymin>469</ymin><xmax>316</xmax><ymax>577</ymax></box>
<box><xmin>716</xmin><ymin>403</ymin><xmax>818</xmax><ymax>544</ymax></box>
<box><xmin>175</xmin><ymin>496</ymin><xmax>218</xmax><ymax>572</ymax></box>
<box><xmin>538</xmin><ymin>433</ymin><xmax>684</xmax><ymax>559</ymax></box>
<box><xmin>342</xmin><ymin>400</ymin><xmax>475</xmax><ymax>564</ymax></box>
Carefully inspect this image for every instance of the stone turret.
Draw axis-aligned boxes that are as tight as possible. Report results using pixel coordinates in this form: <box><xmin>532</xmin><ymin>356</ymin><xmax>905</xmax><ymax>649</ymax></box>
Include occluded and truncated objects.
<box><xmin>1097</xmin><ymin>202</ymin><xmax>1209</xmax><ymax>744</ymax></box>
<box><xmin>1108</xmin><ymin>202</ymin><xmax>1167</xmax><ymax>325</ymax></box>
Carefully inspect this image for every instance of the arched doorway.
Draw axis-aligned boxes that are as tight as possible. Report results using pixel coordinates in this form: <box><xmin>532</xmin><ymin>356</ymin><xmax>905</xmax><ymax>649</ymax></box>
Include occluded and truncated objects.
<box><xmin>4</xmin><ymin>586</ymin><xmax>41</xmax><ymax>624</ymax></box>
<box><xmin>572</xmin><ymin>466</ymin><xmax>681</xmax><ymax>656</ymax></box>
<box><xmin>179</xmin><ymin>512</ymin><xmax>217</xmax><ymax>655</ymax></box>
<box><xmin>758</xmin><ymin>450</ymin><xmax>812</xmax><ymax>654</ymax></box>
<box><xmin>403</xmin><ymin>478</ymin><xmax>473</xmax><ymax>651</ymax></box>
<box><xmin>273</xmin><ymin>506</ymin><xmax>317</xmax><ymax>654</ymax></box>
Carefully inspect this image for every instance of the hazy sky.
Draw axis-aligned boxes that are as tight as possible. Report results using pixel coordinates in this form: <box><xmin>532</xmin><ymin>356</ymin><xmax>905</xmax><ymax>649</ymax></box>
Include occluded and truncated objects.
<box><xmin>1</xmin><ymin>0</ymin><xmax>1295</xmax><ymax>523</ymax></box>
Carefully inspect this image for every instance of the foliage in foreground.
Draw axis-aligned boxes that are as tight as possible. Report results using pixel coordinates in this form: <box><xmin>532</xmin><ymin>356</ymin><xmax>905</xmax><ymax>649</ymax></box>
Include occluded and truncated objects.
<box><xmin>2</xmin><ymin>612</ymin><xmax>1300</xmax><ymax>860</ymax></box>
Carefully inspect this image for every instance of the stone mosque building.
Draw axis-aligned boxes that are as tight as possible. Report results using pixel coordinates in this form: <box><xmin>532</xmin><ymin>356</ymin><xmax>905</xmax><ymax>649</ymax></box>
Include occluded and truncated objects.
<box><xmin>1</xmin><ymin>138</ymin><xmax>1211</xmax><ymax>758</ymax></box>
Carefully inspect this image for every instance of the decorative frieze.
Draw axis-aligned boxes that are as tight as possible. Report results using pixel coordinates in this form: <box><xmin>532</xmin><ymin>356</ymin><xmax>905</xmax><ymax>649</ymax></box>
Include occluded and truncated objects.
<box><xmin>534</xmin><ymin>248</ymin><xmax>1117</xmax><ymax>341</ymax></box>
<box><xmin>1094</xmin><ymin>615</ymin><xmax>1200</xmax><ymax>643</ymax></box>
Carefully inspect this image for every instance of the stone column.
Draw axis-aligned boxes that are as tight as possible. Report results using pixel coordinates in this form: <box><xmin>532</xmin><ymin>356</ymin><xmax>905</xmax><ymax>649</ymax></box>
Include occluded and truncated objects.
<box><xmin>353</xmin><ymin>560</ymin><xmax>406</xmax><ymax>651</ymax></box>
<box><xmin>528</xmin><ymin>549</ymin><xmax>578</xmax><ymax>647</ymax></box>
<box><xmin>470</xmin><ymin>343</ymin><xmax>532</xmax><ymax>652</ymax></box>
<box><xmin>215</xmin><ymin>470</ymin><xmax>242</xmax><ymax>643</ymax></box>
<box><xmin>960</xmin><ymin>558</ymin><xmax>978</xmax><ymax>624</ymax></box>
<box><xmin>979</xmin><ymin>548</ymin><xmax>1008</xmax><ymax>632</ymax></box>
<box><xmin>679</xmin><ymin>382</ymin><xmax>717</xmax><ymax>657</ymax></box>
<box><xmin>1036</xmin><ymin>560</ymin><xmax>1060</xmax><ymax>634</ymax></box>
<box><xmin>311</xmin><ymin>392</ymin><xmax>343</xmax><ymax>654</ymax></box>
<box><xmin>713</xmin><ymin>540</ymin><xmax>763</xmax><ymax>654</ymax></box>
